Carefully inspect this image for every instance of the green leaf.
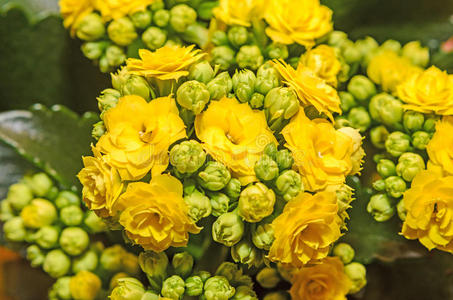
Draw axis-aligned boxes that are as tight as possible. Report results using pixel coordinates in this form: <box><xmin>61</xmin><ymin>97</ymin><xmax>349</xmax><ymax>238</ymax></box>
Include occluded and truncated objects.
<box><xmin>0</xmin><ymin>105</ymin><xmax>98</xmax><ymax>191</ymax></box>
<box><xmin>0</xmin><ymin>0</ymin><xmax>59</xmax><ymax>23</ymax></box>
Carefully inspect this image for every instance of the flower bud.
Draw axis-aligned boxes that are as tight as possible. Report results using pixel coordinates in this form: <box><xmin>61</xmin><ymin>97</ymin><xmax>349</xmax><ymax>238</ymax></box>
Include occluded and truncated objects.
<box><xmin>402</xmin><ymin>41</ymin><xmax>429</xmax><ymax>67</ymax></box>
<box><xmin>131</xmin><ymin>10</ymin><xmax>152</xmax><ymax>29</ymax></box>
<box><xmin>154</xmin><ymin>9</ymin><xmax>170</xmax><ymax>27</ymax></box>
<box><xmin>385</xmin><ymin>176</ymin><xmax>407</xmax><ymax>198</ymax></box>
<box><xmin>344</xmin><ymin>262</ymin><xmax>367</xmax><ymax>294</ymax></box>
<box><xmin>161</xmin><ymin>275</ymin><xmax>185</xmax><ymax>299</ymax></box>
<box><xmin>35</xmin><ymin>225</ymin><xmax>60</xmax><ymax>249</ymax></box>
<box><xmin>92</xmin><ymin>121</ymin><xmax>106</xmax><ymax>140</ymax></box>
<box><xmin>189</xmin><ymin>61</ymin><xmax>215</xmax><ymax>84</ymax></box>
<box><xmin>108</xmin><ymin>17</ymin><xmax>138</xmax><ymax>46</ymax></box>
<box><xmin>423</xmin><ymin>115</ymin><xmax>439</xmax><ymax>133</ymax></box>
<box><xmin>239</xmin><ymin>183</ymin><xmax>275</xmax><ymax>223</ymax></box>
<box><xmin>210</xmin><ymin>192</ymin><xmax>230</xmax><ymax>217</ymax></box>
<box><xmin>403</xmin><ymin>111</ymin><xmax>424</xmax><ymax>133</ymax></box>
<box><xmin>203</xmin><ymin>276</ymin><xmax>235</xmax><ymax>300</ymax></box>
<box><xmin>198</xmin><ymin>161</ymin><xmax>231</xmax><ymax>191</ymax></box>
<box><xmin>236</xmin><ymin>45</ymin><xmax>264</xmax><ymax>71</ymax></box>
<box><xmin>263</xmin><ymin>291</ymin><xmax>289</xmax><ymax>300</ymax></box>
<box><xmin>411</xmin><ymin>131</ymin><xmax>430</xmax><ymax>150</ymax></box>
<box><xmin>176</xmin><ymin>80</ymin><xmax>211</xmax><ymax>114</ymax></box>
<box><xmin>274</xmin><ymin>170</ymin><xmax>303</xmax><ymax>202</ymax></box>
<box><xmin>339</xmin><ymin>91</ymin><xmax>357</xmax><ymax>113</ymax></box>
<box><xmin>257</xmin><ymin>267</ymin><xmax>280</xmax><ymax>289</ymax></box>
<box><xmin>105</xmin><ymin>45</ymin><xmax>127</xmax><ymax>67</ymax></box>
<box><xmin>0</xmin><ymin>200</ymin><xmax>14</xmax><ymax>222</ymax></box>
<box><xmin>109</xmin><ymin>272</ymin><xmax>129</xmax><ymax>290</ymax></box>
<box><xmin>266</xmin><ymin>43</ymin><xmax>289</xmax><ymax>60</ymax></box>
<box><xmin>142</xmin><ymin>27</ymin><xmax>167</xmax><ymax>50</ymax></box>
<box><xmin>97</xmin><ymin>88</ymin><xmax>120</xmax><ymax>112</ymax></box>
<box><xmin>231</xmin><ymin>240</ymin><xmax>263</xmax><ymax>268</ymax></box>
<box><xmin>264</xmin><ymin>143</ymin><xmax>278</xmax><ymax>161</ymax></box>
<box><xmin>6</xmin><ymin>183</ymin><xmax>33</xmax><ymax>211</ymax></box>
<box><xmin>26</xmin><ymin>244</ymin><xmax>45</xmax><ymax>267</ymax></box>
<box><xmin>207</xmin><ymin>71</ymin><xmax>233</xmax><ymax>99</ymax></box>
<box><xmin>110</xmin><ymin>277</ymin><xmax>145</xmax><ymax>300</ymax></box>
<box><xmin>70</xmin><ymin>271</ymin><xmax>102</xmax><ymax>300</ymax></box>
<box><xmin>185</xmin><ymin>276</ymin><xmax>203</xmax><ymax>296</ymax></box>
<box><xmin>347</xmin><ymin>107</ymin><xmax>371</xmax><ymax>132</ymax></box>
<box><xmin>55</xmin><ymin>190</ymin><xmax>81</xmax><ymax>209</ymax></box>
<box><xmin>43</xmin><ymin>249</ymin><xmax>71</xmax><ymax>278</ymax></box>
<box><xmin>341</xmin><ymin>41</ymin><xmax>361</xmax><ymax>64</ymax></box>
<box><xmin>211</xmin><ymin>46</ymin><xmax>236</xmax><ymax>70</ymax></box>
<box><xmin>26</xmin><ymin>172</ymin><xmax>53</xmax><ymax>197</ymax></box>
<box><xmin>195</xmin><ymin>270</ymin><xmax>211</xmax><ymax>283</ymax></box>
<box><xmin>275</xmin><ymin>149</ymin><xmax>294</xmax><ymax>171</ymax></box>
<box><xmin>377</xmin><ymin>159</ymin><xmax>396</xmax><ymax>178</ymax></box>
<box><xmin>369</xmin><ymin>126</ymin><xmax>389</xmax><ymax>149</ymax></box>
<box><xmin>21</xmin><ymin>199</ymin><xmax>57</xmax><ymax>229</ymax></box>
<box><xmin>72</xmin><ymin>249</ymin><xmax>98</xmax><ymax>273</ymax></box>
<box><xmin>99</xmin><ymin>55</ymin><xmax>111</xmax><ymax>73</ymax></box>
<box><xmin>170</xmin><ymin>140</ymin><xmax>207</xmax><ymax>174</ymax></box>
<box><xmin>232</xmin><ymin>69</ymin><xmax>256</xmax><ymax>103</ymax></box>
<box><xmin>332</xmin><ymin>242</ymin><xmax>355</xmax><ymax>264</ymax></box>
<box><xmin>252</xmin><ymin>222</ymin><xmax>274</xmax><ymax>250</ymax></box>
<box><xmin>355</xmin><ymin>36</ymin><xmax>379</xmax><ymax>58</ymax></box>
<box><xmin>76</xmin><ymin>13</ymin><xmax>105</xmax><ymax>41</ymax></box>
<box><xmin>212</xmin><ymin>212</ymin><xmax>245</xmax><ymax>246</ymax></box>
<box><xmin>51</xmin><ymin>277</ymin><xmax>72</xmax><ymax>300</ymax></box>
<box><xmin>250</xmin><ymin>93</ymin><xmax>265</xmax><ymax>109</ymax></box>
<box><xmin>170</xmin><ymin>4</ymin><xmax>197</xmax><ymax>32</ymax></box>
<box><xmin>369</xmin><ymin>93</ymin><xmax>404</xmax><ymax>129</ymax></box>
<box><xmin>381</xmin><ymin>39</ymin><xmax>401</xmax><ymax>52</ymax></box>
<box><xmin>372</xmin><ymin>179</ymin><xmax>386</xmax><ymax>192</ymax></box>
<box><xmin>60</xmin><ymin>205</ymin><xmax>83</xmax><ymax>226</ymax></box>
<box><xmin>3</xmin><ymin>216</ymin><xmax>26</xmax><ymax>242</ymax></box>
<box><xmin>139</xmin><ymin>251</ymin><xmax>168</xmax><ymax>291</ymax></box>
<box><xmin>254</xmin><ymin>155</ymin><xmax>279</xmax><ymax>182</ymax></box>
<box><xmin>327</xmin><ymin>31</ymin><xmax>348</xmax><ymax>48</ymax></box>
<box><xmin>385</xmin><ymin>131</ymin><xmax>411</xmax><ymax>157</ymax></box>
<box><xmin>227</xmin><ymin>26</ymin><xmax>248</xmax><ymax>48</ymax></box>
<box><xmin>396</xmin><ymin>153</ymin><xmax>425</xmax><ymax>182</ymax></box>
<box><xmin>84</xmin><ymin>210</ymin><xmax>108</xmax><ymax>233</ymax></box>
<box><xmin>101</xmin><ymin>245</ymin><xmax>125</xmax><ymax>272</ymax></box>
<box><xmin>264</xmin><ymin>87</ymin><xmax>299</xmax><ymax>131</ymax></box>
<box><xmin>60</xmin><ymin>227</ymin><xmax>90</xmax><ymax>256</ymax></box>
<box><xmin>347</xmin><ymin>75</ymin><xmax>376</xmax><ymax>102</ymax></box>
<box><xmin>123</xmin><ymin>252</ymin><xmax>140</xmax><ymax>275</ymax></box>
<box><xmin>224</xmin><ymin>178</ymin><xmax>241</xmax><ymax>200</ymax></box>
<box><xmin>212</xmin><ymin>30</ymin><xmax>229</xmax><ymax>46</ymax></box>
<box><xmin>397</xmin><ymin>199</ymin><xmax>407</xmax><ymax>221</ymax></box>
<box><xmin>122</xmin><ymin>75</ymin><xmax>152</xmax><ymax>100</ymax></box>
<box><xmin>81</xmin><ymin>41</ymin><xmax>108</xmax><ymax>60</ymax></box>
<box><xmin>172</xmin><ymin>252</ymin><xmax>194</xmax><ymax>278</ymax></box>
<box><xmin>232</xmin><ymin>285</ymin><xmax>257</xmax><ymax>300</ymax></box>
<box><xmin>367</xmin><ymin>193</ymin><xmax>395</xmax><ymax>222</ymax></box>
<box><xmin>255</xmin><ymin>63</ymin><xmax>281</xmax><ymax>95</ymax></box>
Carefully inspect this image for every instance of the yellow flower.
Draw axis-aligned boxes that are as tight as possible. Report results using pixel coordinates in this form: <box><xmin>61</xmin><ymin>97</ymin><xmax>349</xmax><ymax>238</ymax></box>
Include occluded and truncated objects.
<box><xmin>97</xmin><ymin>95</ymin><xmax>186</xmax><ymax>181</ymax></box>
<box><xmin>337</xmin><ymin>127</ymin><xmax>365</xmax><ymax>175</ymax></box>
<box><xmin>70</xmin><ymin>271</ymin><xmax>102</xmax><ymax>300</ymax></box>
<box><xmin>117</xmin><ymin>174</ymin><xmax>201</xmax><ymax>252</ymax></box>
<box><xmin>195</xmin><ymin>97</ymin><xmax>277</xmax><ymax>185</ymax></box>
<box><xmin>427</xmin><ymin>116</ymin><xmax>453</xmax><ymax>176</ymax></box>
<box><xmin>77</xmin><ymin>146</ymin><xmax>124</xmax><ymax>217</ymax></box>
<box><xmin>268</xmin><ymin>191</ymin><xmax>341</xmax><ymax>267</ymax></box>
<box><xmin>264</xmin><ymin>0</ymin><xmax>333</xmax><ymax>48</ymax></box>
<box><xmin>212</xmin><ymin>0</ymin><xmax>265</xmax><ymax>27</ymax></box>
<box><xmin>59</xmin><ymin>0</ymin><xmax>95</xmax><ymax>36</ymax></box>
<box><xmin>272</xmin><ymin>59</ymin><xmax>341</xmax><ymax>121</ymax></box>
<box><xmin>94</xmin><ymin>0</ymin><xmax>155</xmax><ymax>22</ymax></box>
<box><xmin>282</xmin><ymin>110</ymin><xmax>354</xmax><ymax>192</ymax></box>
<box><xmin>126</xmin><ymin>45</ymin><xmax>205</xmax><ymax>81</ymax></box>
<box><xmin>290</xmin><ymin>257</ymin><xmax>351</xmax><ymax>300</ymax></box>
<box><xmin>402</xmin><ymin>170</ymin><xmax>453</xmax><ymax>253</ymax></box>
<box><xmin>397</xmin><ymin>66</ymin><xmax>453</xmax><ymax>115</ymax></box>
<box><xmin>300</xmin><ymin>44</ymin><xmax>341</xmax><ymax>87</ymax></box>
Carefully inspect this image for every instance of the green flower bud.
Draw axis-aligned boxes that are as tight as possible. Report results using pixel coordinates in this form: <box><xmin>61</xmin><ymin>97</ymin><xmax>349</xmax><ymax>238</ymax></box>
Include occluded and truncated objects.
<box><xmin>369</xmin><ymin>126</ymin><xmax>389</xmax><ymax>149</ymax></box>
<box><xmin>347</xmin><ymin>75</ymin><xmax>376</xmax><ymax>102</ymax></box>
<box><xmin>207</xmin><ymin>71</ymin><xmax>233</xmax><ymax>99</ymax></box>
<box><xmin>81</xmin><ymin>41</ymin><xmax>109</xmax><ymax>60</ymax></box>
<box><xmin>255</xmin><ymin>63</ymin><xmax>281</xmax><ymax>95</ymax></box>
<box><xmin>372</xmin><ymin>179</ymin><xmax>386</xmax><ymax>192</ymax></box>
<box><xmin>198</xmin><ymin>161</ymin><xmax>231</xmax><ymax>191</ymax></box>
<box><xmin>195</xmin><ymin>270</ymin><xmax>211</xmax><ymax>283</ymax></box>
<box><xmin>170</xmin><ymin>140</ymin><xmax>206</xmax><ymax>174</ymax></box>
<box><xmin>161</xmin><ymin>275</ymin><xmax>185</xmax><ymax>299</ymax></box>
<box><xmin>185</xmin><ymin>276</ymin><xmax>203</xmax><ymax>296</ymax></box>
<box><xmin>423</xmin><ymin>115</ymin><xmax>439</xmax><ymax>133</ymax></box>
<box><xmin>151</xmin><ymin>0</ymin><xmax>164</xmax><ymax>11</ymax></box>
<box><xmin>0</xmin><ymin>200</ymin><xmax>14</xmax><ymax>222</ymax></box>
<box><xmin>250</xmin><ymin>93</ymin><xmax>265</xmax><ymax>109</ymax></box>
<box><xmin>184</xmin><ymin>189</ymin><xmax>212</xmax><ymax>222</ymax></box>
<box><xmin>263</xmin><ymin>291</ymin><xmax>289</xmax><ymax>300</ymax></box>
<box><xmin>347</xmin><ymin>107</ymin><xmax>371</xmax><ymax>132</ymax></box>
<box><xmin>101</xmin><ymin>245</ymin><xmax>125</xmax><ymax>273</ymax></box>
<box><xmin>339</xmin><ymin>92</ymin><xmax>357</xmax><ymax>113</ymax></box>
<box><xmin>105</xmin><ymin>45</ymin><xmax>127</xmax><ymax>67</ymax></box>
<box><xmin>341</xmin><ymin>41</ymin><xmax>361</xmax><ymax>64</ymax></box>
<box><xmin>396</xmin><ymin>153</ymin><xmax>425</xmax><ymax>182</ymax></box>
<box><xmin>327</xmin><ymin>31</ymin><xmax>348</xmax><ymax>48</ymax></box>
<box><xmin>139</xmin><ymin>251</ymin><xmax>168</xmax><ymax>291</ymax></box>
<box><xmin>403</xmin><ymin>111</ymin><xmax>424</xmax><ymax>133</ymax></box>
<box><xmin>122</xmin><ymin>75</ymin><xmax>152</xmax><ymax>100</ymax></box>
<box><xmin>332</xmin><ymin>242</ymin><xmax>355</xmax><ymax>264</ymax></box>
<box><xmin>99</xmin><ymin>55</ymin><xmax>111</xmax><ymax>73</ymax></box>
<box><xmin>92</xmin><ymin>121</ymin><xmax>106</xmax><ymax>140</ymax></box>
<box><xmin>154</xmin><ymin>9</ymin><xmax>170</xmax><ymax>27</ymax></box>
<box><xmin>264</xmin><ymin>87</ymin><xmax>299</xmax><ymax>131</ymax></box>
<box><xmin>385</xmin><ymin>176</ymin><xmax>406</xmax><ymax>198</ymax></box>
<box><xmin>232</xmin><ymin>285</ymin><xmax>258</xmax><ymax>300</ymax></box>
<box><xmin>55</xmin><ymin>191</ymin><xmax>81</xmax><ymax>209</ymax></box>
<box><xmin>367</xmin><ymin>193</ymin><xmax>395</xmax><ymax>222</ymax></box>
<box><xmin>239</xmin><ymin>183</ymin><xmax>276</xmax><ymax>223</ymax></box>
<box><xmin>35</xmin><ymin>225</ymin><xmax>60</xmax><ymax>249</ymax></box>
<box><xmin>108</xmin><ymin>17</ymin><xmax>138</xmax><ymax>46</ymax></box>
<box><xmin>377</xmin><ymin>159</ymin><xmax>396</xmax><ymax>178</ymax></box>
<box><xmin>228</xmin><ymin>26</ymin><xmax>248</xmax><ymax>48</ymax></box>
<box><xmin>43</xmin><ymin>249</ymin><xmax>71</xmax><ymax>278</ymax></box>
<box><xmin>110</xmin><ymin>277</ymin><xmax>146</xmax><ymax>300</ymax></box>
<box><xmin>210</xmin><ymin>192</ymin><xmax>230</xmax><ymax>217</ymax></box>
<box><xmin>212</xmin><ymin>30</ymin><xmax>229</xmax><ymax>46</ymax></box>
<box><xmin>254</xmin><ymin>155</ymin><xmax>279</xmax><ymax>182</ymax></box>
<box><xmin>84</xmin><ymin>210</ymin><xmax>108</xmax><ymax>233</ymax></box>
<box><xmin>60</xmin><ymin>205</ymin><xmax>83</xmax><ymax>226</ymax></box>
<box><xmin>6</xmin><ymin>183</ymin><xmax>33</xmax><ymax>211</ymax></box>
<box><xmin>21</xmin><ymin>199</ymin><xmax>57</xmax><ymax>229</ymax></box>
<box><xmin>397</xmin><ymin>199</ymin><xmax>407</xmax><ymax>221</ymax></box>
<box><xmin>211</xmin><ymin>46</ymin><xmax>236</xmax><ymax>70</ymax></box>
<box><xmin>3</xmin><ymin>216</ymin><xmax>26</xmax><ymax>242</ymax></box>
<box><xmin>264</xmin><ymin>143</ymin><xmax>278</xmax><ymax>161</ymax></box>
<box><xmin>232</xmin><ymin>69</ymin><xmax>256</xmax><ymax>103</ymax></box>
<box><xmin>252</xmin><ymin>223</ymin><xmax>274</xmax><ymax>250</ymax></box>
<box><xmin>172</xmin><ymin>252</ymin><xmax>194</xmax><ymax>278</ymax></box>
<box><xmin>212</xmin><ymin>212</ymin><xmax>245</xmax><ymax>246</ymax></box>
<box><xmin>142</xmin><ymin>291</ymin><xmax>160</xmax><ymax>300</ymax></box>
<box><xmin>266</xmin><ymin>43</ymin><xmax>289</xmax><ymax>60</ymax></box>
<box><xmin>355</xmin><ymin>36</ymin><xmax>379</xmax><ymax>58</ymax></box>
<box><xmin>73</xmin><ymin>249</ymin><xmax>98</xmax><ymax>273</ymax></box>
<box><xmin>275</xmin><ymin>170</ymin><xmax>303</xmax><ymax>202</ymax></box>
<box><xmin>131</xmin><ymin>10</ymin><xmax>152</xmax><ymax>29</ymax></box>
<box><xmin>236</xmin><ymin>45</ymin><xmax>264</xmax><ymax>71</ymax></box>
<box><xmin>60</xmin><ymin>227</ymin><xmax>90</xmax><ymax>256</ymax></box>
<box><xmin>53</xmin><ymin>277</ymin><xmax>72</xmax><ymax>300</ymax></box>
<box><xmin>176</xmin><ymin>80</ymin><xmax>210</xmax><ymax>114</ymax></box>
<box><xmin>412</xmin><ymin>131</ymin><xmax>430</xmax><ymax>150</ymax></box>
<box><xmin>344</xmin><ymin>262</ymin><xmax>367</xmax><ymax>294</ymax></box>
<box><xmin>122</xmin><ymin>252</ymin><xmax>140</xmax><ymax>275</ymax></box>
<box><xmin>257</xmin><ymin>268</ymin><xmax>280</xmax><ymax>289</ymax></box>
<box><xmin>26</xmin><ymin>172</ymin><xmax>53</xmax><ymax>197</ymax></box>
<box><xmin>224</xmin><ymin>178</ymin><xmax>242</xmax><ymax>200</ymax></box>
<box><xmin>142</xmin><ymin>27</ymin><xmax>167</xmax><ymax>49</ymax></box>
<box><xmin>204</xmin><ymin>276</ymin><xmax>235</xmax><ymax>300</ymax></box>
<box><xmin>189</xmin><ymin>61</ymin><xmax>215</xmax><ymax>84</ymax></box>
<box><xmin>215</xmin><ymin>262</ymin><xmax>251</xmax><ymax>287</ymax></box>
<box><xmin>381</xmin><ymin>39</ymin><xmax>401</xmax><ymax>53</ymax></box>
<box><xmin>170</xmin><ymin>4</ymin><xmax>197</xmax><ymax>32</ymax></box>
<box><xmin>76</xmin><ymin>13</ymin><xmax>105</xmax><ymax>41</ymax></box>
<box><xmin>275</xmin><ymin>149</ymin><xmax>294</xmax><ymax>171</ymax></box>
<box><xmin>368</xmin><ymin>93</ymin><xmax>403</xmax><ymax>127</ymax></box>
<box><xmin>97</xmin><ymin>88</ymin><xmax>120</xmax><ymax>112</ymax></box>
<box><xmin>26</xmin><ymin>244</ymin><xmax>45</xmax><ymax>267</ymax></box>
<box><xmin>385</xmin><ymin>131</ymin><xmax>411</xmax><ymax>157</ymax></box>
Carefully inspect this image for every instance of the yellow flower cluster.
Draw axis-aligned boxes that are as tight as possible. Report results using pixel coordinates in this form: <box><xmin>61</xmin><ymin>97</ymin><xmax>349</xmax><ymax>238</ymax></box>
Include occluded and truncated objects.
<box><xmin>300</xmin><ymin>44</ymin><xmax>342</xmax><ymax>87</ymax></box>
<box><xmin>212</xmin><ymin>0</ymin><xmax>265</xmax><ymax>27</ymax></box>
<box><xmin>94</xmin><ymin>0</ymin><xmax>156</xmax><ymax>22</ymax></box>
<box><xmin>427</xmin><ymin>117</ymin><xmax>453</xmax><ymax>176</ymax></box>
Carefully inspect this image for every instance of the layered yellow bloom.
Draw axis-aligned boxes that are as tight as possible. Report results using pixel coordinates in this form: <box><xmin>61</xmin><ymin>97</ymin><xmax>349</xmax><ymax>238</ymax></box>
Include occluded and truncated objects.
<box><xmin>268</xmin><ymin>191</ymin><xmax>341</xmax><ymax>267</ymax></box>
<box><xmin>117</xmin><ymin>175</ymin><xmax>201</xmax><ymax>252</ymax></box>
<box><xmin>94</xmin><ymin>0</ymin><xmax>155</xmax><ymax>22</ymax></box>
<box><xmin>290</xmin><ymin>257</ymin><xmax>351</xmax><ymax>300</ymax></box>
<box><xmin>397</xmin><ymin>66</ymin><xmax>453</xmax><ymax>115</ymax></box>
<box><xmin>126</xmin><ymin>45</ymin><xmax>205</xmax><ymax>81</ymax></box>
<box><xmin>282</xmin><ymin>110</ymin><xmax>354</xmax><ymax>192</ymax></box>
<box><xmin>337</xmin><ymin>127</ymin><xmax>365</xmax><ymax>175</ymax></box>
<box><xmin>427</xmin><ymin>117</ymin><xmax>453</xmax><ymax>175</ymax></box>
<box><xmin>97</xmin><ymin>95</ymin><xmax>186</xmax><ymax>181</ymax></box>
<box><xmin>212</xmin><ymin>0</ymin><xmax>265</xmax><ymax>27</ymax></box>
<box><xmin>402</xmin><ymin>170</ymin><xmax>453</xmax><ymax>253</ymax></box>
<box><xmin>195</xmin><ymin>97</ymin><xmax>277</xmax><ymax>185</ymax></box>
<box><xmin>59</xmin><ymin>0</ymin><xmax>95</xmax><ymax>36</ymax></box>
<box><xmin>300</xmin><ymin>44</ymin><xmax>341</xmax><ymax>87</ymax></box>
<box><xmin>264</xmin><ymin>0</ymin><xmax>333</xmax><ymax>48</ymax></box>
<box><xmin>77</xmin><ymin>146</ymin><xmax>124</xmax><ymax>217</ymax></box>
<box><xmin>273</xmin><ymin>59</ymin><xmax>341</xmax><ymax>121</ymax></box>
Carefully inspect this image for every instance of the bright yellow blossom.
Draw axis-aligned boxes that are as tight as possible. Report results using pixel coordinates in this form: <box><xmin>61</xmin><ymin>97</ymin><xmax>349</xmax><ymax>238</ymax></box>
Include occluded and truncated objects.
<box><xmin>402</xmin><ymin>170</ymin><xmax>453</xmax><ymax>253</ymax></box>
<box><xmin>338</xmin><ymin>127</ymin><xmax>365</xmax><ymax>175</ymax></box>
<box><xmin>59</xmin><ymin>0</ymin><xmax>95</xmax><ymax>36</ymax></box>
<box><xmin>195</xmin><ymin>97</ymin><xmax>277</xmax><ymax>185</ymax></box>
<box><xmin>97</xmin><ymin>95</ymin><xmax>186</xmax><ymax>181</ymax></box>
<box><xmin>282</xmin><ymin>110</ymin><xmax>355</xmax><ymax>192</ymax></box>
<box><xmin>264</xmin><ymin>0</ymin><xmax>333</xmax><ymax>48</ymax></box>
<box><xmin>117</xmin><ymin>174</ymin><xmax>201</xmax><ymax>252</ymax></box>
<box><xmin>273</xmin><ymin>59</ymin><xmax>341</xmax><ymax>121</ymax></box>
<box><xmin>212</xmin><ymin>0</ymin><xmax>265</xmax><ymax>27</ymax></box>
<box><xmin>397</xmin><ymin>66</ymin><xmax>453</xmax><ymax>115</ymax></box>
<box><xmin>427</xmin><ymin>116</ymin><xmax>453</xmax><ymax>175</ymax></box>
<box><xmin>126</xmin><ymin>45</ymin><xmax>205</xmax><ymax>81</ymax></box>
<box><xmin>268</xmin><ymin>191</ymin><xmax>341</xmax><ymax>267</ymax></box>
<box><xmin>300</xmin><ymin>44</ymin><xmax>341</xmax><ymax>87</ymax></box>
<box><xmin>94</xmin><ymin>0</ymin><xmax>155</xmax><ymax>22</ymax></box>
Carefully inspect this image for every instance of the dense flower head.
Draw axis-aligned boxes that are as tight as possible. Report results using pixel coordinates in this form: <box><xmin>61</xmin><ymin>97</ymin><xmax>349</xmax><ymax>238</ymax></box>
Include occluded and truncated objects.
<box><xmin>273</xmin><ymin>59</ymin><xmax>341</xmax><ymax>121</ymax></box>
<box><xmin>212</xmin><ymin>0</ymin><xmax>265</xmax><ymax>27</ymax></box>
<box><xmin>300</xmin><ymin>44</ymin><xmax>341</xmax><ymax>87</ymax></box>
<box><xmin>126</xmin><ymin>45</ymin><xmax>205</xmax><ymax>81</ymax></box>
<box><xmin>94</xmin><ymin>0</ymin><xmax>155</xmax><ymax>22</ymax></box>
<box><xmin>290</xmin><ymin>257</ymin><xmax>351</xmax><ymax>300</ymax></box>
<box><xmin>268</xmin><ymin>191</ymin><xmax>341</xmax><ymax>267</ymax></box>
<box><xmin>397</xmin><ymin>66</ymin><xmax>453</xmax><ymax>115</ymax></box>
<box><xmin>116</xmin><ymin>175</ymin><xmax>201</xmax><ymax>252</ymax></box>
<box><xmin>282</xmin><ymin>110</ymin><xmax>355</xmax><ymax>192</ymax></box>
<box><xmin>195</xmin><ymin>97</ymin><xmax>277</xmax><ymax>185</ymax></box>
<box><xmin>59</xmin><ymin>0</ymin><xmax>95</xmax><ymax>36</ymax></box>
<box><xmin>96</xmin><ymin>95</ymin><xmax>186</xmax><ymax>181</ymax></box>
<box><xmin>264</xmin><ymin>0</ymin><xmax>333</xmax><ymax>48</ymax></box>
<box><xmin>427</xmin><ymin>117</ymin><xmax>453</xmax><ymax>175</ymax></box>
<box><xmin>402</xmin><ymin>170</ymin><xmax>453</xmax><ymax>253</ymax></box>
